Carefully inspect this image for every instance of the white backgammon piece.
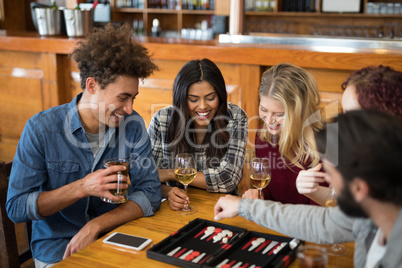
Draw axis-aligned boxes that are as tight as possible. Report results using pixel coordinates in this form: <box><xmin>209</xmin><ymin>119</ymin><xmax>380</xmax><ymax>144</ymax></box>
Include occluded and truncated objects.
<box><xmin>167</xmin><ymin>246</ymin><xmax>181</xmax><ymax>256</ymax></box>
<box><xmin>179</xmin><ymin>249</ymin><xmax>193</xmax><ymax>259</ymax></box>
<box><xmin>200</xmin><ymin>229</ymin><xmax>215</xmax><ymax>240</ymax></box>
<box><xmin>262</xmin><ymin>241</ymin><xmax>278</xmax><ymax>254</ymax></box>
<box><xmin>192</xmin><ymin>252</ymin><xmax>206</xmax><ymax>263</ymax></box>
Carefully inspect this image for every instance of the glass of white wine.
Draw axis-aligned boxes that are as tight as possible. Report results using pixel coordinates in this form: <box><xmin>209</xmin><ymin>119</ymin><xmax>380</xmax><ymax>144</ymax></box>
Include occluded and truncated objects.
<box><xmin>174</xmin><ymin>153</ymin><xmax>198</xmax><ymax>215</ymax></box>
<box><xmin>325</xmin><ymin>185</ymin><xmax>349</xmax><ymax>256</ymax></box>
<box><xmin>250</xmin><ymin>157</ymin><xmax>271</xmax><ymax>199</ymax></box>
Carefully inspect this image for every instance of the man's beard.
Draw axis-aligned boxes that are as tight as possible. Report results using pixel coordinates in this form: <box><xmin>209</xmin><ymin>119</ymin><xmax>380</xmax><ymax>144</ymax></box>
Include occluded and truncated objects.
<box><xmin>337</xmin><ymin>185</ymin><xmax>368</xmax><ymax>218</ymax></box>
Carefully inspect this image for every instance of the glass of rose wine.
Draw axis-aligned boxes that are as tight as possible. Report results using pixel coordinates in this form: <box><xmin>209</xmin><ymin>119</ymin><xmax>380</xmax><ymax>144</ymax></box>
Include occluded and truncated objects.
<box><xmin>325</xmin><ymin>185</ymin><xmax>349</xmax><ymax>256</ymax></box>
<box><xmin>250</xmin><ymin>157</ymin><xmax>271</xmax><ymax>199</ymax></box>
<box><xmin>174</xmin><ymin>153</ymin><xmax>198</xmax><ymax>215</ymax></box>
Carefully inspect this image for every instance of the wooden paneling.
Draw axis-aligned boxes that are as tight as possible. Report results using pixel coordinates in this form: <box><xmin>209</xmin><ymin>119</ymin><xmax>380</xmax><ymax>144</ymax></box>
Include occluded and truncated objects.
<box><xmin>0</xmin><ymin>50</ymin><xmax>59</xmax><ymax>161</ymax></box>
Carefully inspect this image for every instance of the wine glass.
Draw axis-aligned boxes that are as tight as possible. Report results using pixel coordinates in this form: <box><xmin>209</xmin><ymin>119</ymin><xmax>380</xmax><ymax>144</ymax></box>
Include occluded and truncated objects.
<box><xmin>250</xmin><ymin>157</ymin><xmax>271</xmax><ymax>199</ymax></box>
<box><xmin>325</xmin><ymin>185</ymin><xmax>349</xmax><ymax>256</ymax></box>
<box><xmin>174</xmin><ymin>153</ymin><xmax>198</xmax><ymax>215</ymax></box>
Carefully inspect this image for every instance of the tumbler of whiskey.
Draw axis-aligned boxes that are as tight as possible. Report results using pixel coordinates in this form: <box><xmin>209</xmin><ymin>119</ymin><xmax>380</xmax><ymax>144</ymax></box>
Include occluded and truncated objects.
<box><xmin>101</xmin><ymin>158</ymin><xmax>129</xmax><ymax>204</ymax></box>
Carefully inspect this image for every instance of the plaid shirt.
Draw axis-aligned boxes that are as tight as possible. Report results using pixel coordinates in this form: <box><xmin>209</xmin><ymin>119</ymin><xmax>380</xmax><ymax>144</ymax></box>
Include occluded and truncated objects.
<box><xmin>148</xmin><ymin>103</ymin><xmax>248</xmax><ymax>193</ymax></box>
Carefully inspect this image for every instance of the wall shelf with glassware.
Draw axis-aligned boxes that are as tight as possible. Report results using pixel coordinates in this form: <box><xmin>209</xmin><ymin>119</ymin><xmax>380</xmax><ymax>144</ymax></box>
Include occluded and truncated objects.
<box><xmin>111</xmin><ymin>0</ymin><xmax>218</xmax><ymax>38</ymax></box>
<box><xmin>243</xmin><ymin>0</ymin><xmax>402</xmax><ymax>38</ymax></box>
<box><xmin>110</xmin><ymin>0</ymin><xmax>401</xmax><ymax>39</ymax></box>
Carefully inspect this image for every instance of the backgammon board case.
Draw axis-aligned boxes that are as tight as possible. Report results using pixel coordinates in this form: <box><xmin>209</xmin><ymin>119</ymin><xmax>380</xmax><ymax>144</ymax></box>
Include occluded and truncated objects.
<box><xmin>146</xmin><ymin>218</ymin><xmax>303</xmax><ymax>268</ymax></box>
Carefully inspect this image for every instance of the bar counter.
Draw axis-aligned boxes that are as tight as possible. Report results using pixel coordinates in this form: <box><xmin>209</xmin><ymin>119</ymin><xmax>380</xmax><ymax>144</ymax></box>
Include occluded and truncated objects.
<box><xmin>53</xmin><ymin>188</ymin><xmax>355</xmax><ymax>267</ymax></box>
<box><xmin>1</xmin><ymin>30</ymin><xmax>402</xmax><ymax>162</ymax></box>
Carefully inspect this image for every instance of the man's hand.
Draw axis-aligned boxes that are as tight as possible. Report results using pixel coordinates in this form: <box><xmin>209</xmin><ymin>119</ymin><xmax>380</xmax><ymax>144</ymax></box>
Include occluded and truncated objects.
<box><xmin>296</xmin><ymin>164</ymin><xmax>326</xmax><ymax>194</ymax></box>
<box><xmin>242</xmin><ymin>189</ymin><xmax>262</xmax><ymax>200</ymax></box>
<box><xmin>167</xmin><ymin>187</ymin><xmax>189</xmax><ymax>210</ymax></box>
<box><xmin>79</xmin><ymin>165</ymin><xmax>128</xmax><ymax>202</ymax></box>
<box><xmin>63</xmin><ymin>224</ymin><xmax>99</xmax><ymax>259</ymax></box>
<box><xmin>214</xmin><ymin>195</ymin><xmax>241</xmax><ymax>221</ymax></box>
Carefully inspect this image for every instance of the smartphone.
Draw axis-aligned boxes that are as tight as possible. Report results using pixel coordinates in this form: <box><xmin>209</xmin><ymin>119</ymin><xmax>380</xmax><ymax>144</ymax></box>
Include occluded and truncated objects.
<box><xmin>103</xmin><ymin>232</ymin><xmax>152</xmax><ymax>251</ymax></box>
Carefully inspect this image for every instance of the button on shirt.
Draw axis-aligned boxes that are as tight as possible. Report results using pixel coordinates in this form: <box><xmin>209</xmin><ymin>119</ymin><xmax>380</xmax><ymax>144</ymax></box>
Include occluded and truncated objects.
<box><xmin>6</xmin><ymin>93</ymin><xmax>162</xmax><ymax>263</ymax></box>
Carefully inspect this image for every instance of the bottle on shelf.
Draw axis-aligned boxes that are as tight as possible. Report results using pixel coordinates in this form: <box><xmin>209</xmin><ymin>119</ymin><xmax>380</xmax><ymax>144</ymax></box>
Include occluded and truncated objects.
<box><xmin>51</xmin><ymin>0</ymin><xmax>57</xmax><ymax>9</ymax></box>
<box><xmin>167</xmin><ymin>0</ymin><xmax>176</xmax><ymax>9</ymax></box>
<box><xmin>151</xmin><ymin>18</ymin><xmax>161</xmax><ymax>36</ymax></box>
<box><xmin>75</xmin><ymin>0</ymin><xmax>80</xmax><ymax>10</ymax></box>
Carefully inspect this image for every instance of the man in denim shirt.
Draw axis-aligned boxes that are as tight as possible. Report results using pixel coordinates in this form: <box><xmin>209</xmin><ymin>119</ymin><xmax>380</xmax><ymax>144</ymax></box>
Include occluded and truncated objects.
<box><xmin>6</xmin><ymin>24</ymin><xmax>161</xmax><ymax>266</ymax></box>
<box><xmin>214</xmin><ymin>110</ymin><xmax>402</xmax><ymax>267</ymax></box>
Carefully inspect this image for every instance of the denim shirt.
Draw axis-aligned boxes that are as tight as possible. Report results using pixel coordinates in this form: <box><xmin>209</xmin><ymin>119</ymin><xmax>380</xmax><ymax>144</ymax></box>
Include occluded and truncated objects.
<box><xmin>6</xmin><ymin>93</ymin><xmax>162</xmax><ymax>264</ymax></box>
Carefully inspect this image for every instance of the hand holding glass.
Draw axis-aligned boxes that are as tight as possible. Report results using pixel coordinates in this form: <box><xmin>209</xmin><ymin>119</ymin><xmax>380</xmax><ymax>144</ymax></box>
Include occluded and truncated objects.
<box><xmin>174</xmin><ymin>153</ymin><xmax>198</xmax><ymax>215</ymax></box>
<box><xmin>101</xmin><ymin>158</ymin><xmax>129</xmax><ymax>204</ymax></box>
<box><xmin>250</xmin><ymin>158</ymin><xmax>271</xmax><ymax>199</ymax></box>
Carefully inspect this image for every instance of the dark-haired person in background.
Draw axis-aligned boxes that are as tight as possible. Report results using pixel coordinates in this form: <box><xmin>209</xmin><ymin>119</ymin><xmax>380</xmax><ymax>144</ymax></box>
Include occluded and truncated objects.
<box><xmin>148</xmin><ymin>59</ymin><xmax>248</xmax><ymax>211</ymax></box>
<box><xmin>6</xmin><ymin>24</ymin><xmax>161</xmax><ymax>267</ymax></box>
<box><xmin>297</xmin><ymin>65</ymin><xmax>402</xmax><ymax>205</ymax></box>
<box><xmin>214</xmin><ymin>110</ymin><xmax>402</xmax><ymax>267</ymax></box>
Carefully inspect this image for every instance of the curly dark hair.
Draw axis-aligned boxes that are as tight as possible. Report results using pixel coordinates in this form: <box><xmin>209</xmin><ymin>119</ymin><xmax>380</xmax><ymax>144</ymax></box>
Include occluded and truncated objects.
<box><xmin>71</xmin><ymin>23</ymin><xmax>158</xmax><ymax>90</ymax></box>
<box><xmin>341</xmin><ymin>65</ymin><xmax>402</xmax><ymax>118</ymax></box>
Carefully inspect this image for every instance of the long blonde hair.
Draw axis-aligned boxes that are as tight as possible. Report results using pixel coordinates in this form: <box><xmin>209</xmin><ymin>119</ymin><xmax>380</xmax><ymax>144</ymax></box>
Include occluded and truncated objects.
<box><xmin>258</xmin><ymin>63</ymin><xmax>325</xmax><ymax>169</ymax></box>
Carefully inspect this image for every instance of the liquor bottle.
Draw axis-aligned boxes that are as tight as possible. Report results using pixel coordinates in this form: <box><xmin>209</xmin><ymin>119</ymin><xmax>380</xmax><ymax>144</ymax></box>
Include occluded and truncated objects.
<box><xmin>75</xmin><ymin>0</ymin><xmax>80</xmax><ymax>10</ymax></box>
<box><xmin>51</xmin><ymin>0</ymin><xmax>57</xmax><ymax>9</ymax></box>
<box><xmin>138</xmin><ymin>20</ymin><xmax>144</xmax><ymax>36</ymax></box>
<box><xmin>210</xmin><ymin>0</ymin><xmax>214</xmax><ymax>10</ymax></box>
<box><xmin>151</xmin><ymin>18</ymin><xmax>161</xmax><ymax>36</ymax></box>
<box><xmin>188</xmin><ymin>0</ymin><xmax>194</xmax><ymax>10</ymax></box>
<box><xmin>182</xmin><ymin>0</ymin><xmax>188</xmax><ymax>9</ymax></box>
<box><xmin>168</xmin><ymin>0</ymin><xmax>176</xmax><ymax>9</ymax></box>
<box><xmin>133</xmin><ymin>19</ymin><xmax>138</xmax><ymax>35</ymax></box>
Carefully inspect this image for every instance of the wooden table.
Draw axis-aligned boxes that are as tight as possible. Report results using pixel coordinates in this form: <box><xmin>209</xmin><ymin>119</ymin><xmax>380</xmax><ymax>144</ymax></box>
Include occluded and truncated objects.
<box><xmin>54</xmin><ymin>188</ymin><xmax>354</xmax><ymax>267</ymax></box>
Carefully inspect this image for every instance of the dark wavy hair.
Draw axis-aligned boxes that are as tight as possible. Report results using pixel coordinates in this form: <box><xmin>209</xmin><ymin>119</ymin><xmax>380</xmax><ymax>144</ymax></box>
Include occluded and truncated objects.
<box><xmin>316</xmin><ymin>110</ymin><xmax>402</xmax><ymax>205</ymax></box>
<box><xmin>167</xmin><ymin>59</ymin><xmax>229</xmax><ymax>166</ymax></box>
<box><xmin>71</xmin><ymin>23</ymin><xmax>158</xmax><ymax>90</ymax></box>
<box><xmin>341</xmin><ymin>65</ymin><xmax>402</xmax><ymax>118</ymax></box>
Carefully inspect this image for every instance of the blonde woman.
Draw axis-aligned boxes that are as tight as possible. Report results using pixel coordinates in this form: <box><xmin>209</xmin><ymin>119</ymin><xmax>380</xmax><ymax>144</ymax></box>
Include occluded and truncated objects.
<box><xmin>243</xmin><ymin>63</ymin><xmax>327</xmax><ymax>205</ymax></box>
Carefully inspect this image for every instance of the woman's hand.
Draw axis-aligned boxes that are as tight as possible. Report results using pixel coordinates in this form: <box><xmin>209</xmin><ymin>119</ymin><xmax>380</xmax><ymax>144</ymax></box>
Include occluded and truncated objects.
<box><xmin>296</xmin><ymin>164</ymin><xmax>326</xmax><ymax>194</ymax></box>
<box><xmin>242</xmin><ymin>189</ymin><xmax>263</xmax><ymax>200</ymax></box>
<box><xmin>167</xmin><ymin>187</ymin><xmax>189</xmax><ymax>210</ymax></box>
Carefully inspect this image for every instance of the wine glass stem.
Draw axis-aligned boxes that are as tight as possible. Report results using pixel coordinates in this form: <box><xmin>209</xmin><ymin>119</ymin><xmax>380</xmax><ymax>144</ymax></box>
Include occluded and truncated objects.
<box><xmin>258</xmin><ymin>189</ymin><xmax>262</xmax><ymax>199</ymax></box>
<box><xmin>184</xmin><ymin>184</ymin><xmax>189</xmax><ymax>211</ymax></box>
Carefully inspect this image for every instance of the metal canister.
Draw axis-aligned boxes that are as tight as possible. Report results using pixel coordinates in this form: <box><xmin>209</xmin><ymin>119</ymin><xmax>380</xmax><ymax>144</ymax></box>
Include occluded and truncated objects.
<box><xmin>64</xmin><ymin>9</ymin><xmax>94</xmax><ymax>37</ymax></box>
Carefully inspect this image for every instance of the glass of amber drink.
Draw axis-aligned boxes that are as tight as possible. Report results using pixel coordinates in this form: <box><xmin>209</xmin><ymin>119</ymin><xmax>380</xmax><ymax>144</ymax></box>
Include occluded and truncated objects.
<box><xmin>175</xmin><ymin>153</ymin><xmax>198</xmax><ymax>215</ymax></box>
<box><xmin>101</xmin><ymin>158</ymin><xmax>129</xmax><ymax>204</ymax></box>
<box><xmin>325</xmin><ymin>185</ymin><xmax>349</xmax><ymax>256</ymax></box>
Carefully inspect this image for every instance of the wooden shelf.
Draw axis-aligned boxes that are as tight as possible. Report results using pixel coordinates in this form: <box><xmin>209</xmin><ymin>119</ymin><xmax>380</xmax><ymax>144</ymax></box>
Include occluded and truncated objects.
<box><xmin>111</xmin><ymin>0</ymin><xmax>402</xmax><ymax>37</ymax></box>
<box><xmin>245</xmin><ymin>11</ymin><xmax>402</xmax><ymax>17</ymax></box>
<box><xmin>181</xmin><ymin>10</ymin><xmax>215</xmax><ymax>15</ymax></box>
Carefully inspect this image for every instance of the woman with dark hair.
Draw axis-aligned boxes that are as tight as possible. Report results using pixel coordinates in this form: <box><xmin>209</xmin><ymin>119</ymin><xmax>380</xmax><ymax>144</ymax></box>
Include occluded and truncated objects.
<box><xmin>297</xmin><ymin>65</ymin><xmax>402</xmax><ymax>205</ymax></box>
<box><xmin>341</xmin><ymin>65</ymin><xmax>402</xmax><ymax>117</ymax></box>
<box><xmin>148</xmin><ymin>59</ymin><xmax>248</xmax><ymax>211</ymax></box>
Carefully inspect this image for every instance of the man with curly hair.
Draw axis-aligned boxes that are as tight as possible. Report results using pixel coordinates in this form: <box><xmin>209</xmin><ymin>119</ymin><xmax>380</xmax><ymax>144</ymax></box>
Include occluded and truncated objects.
<box><xmin>6</xmin><ymin>24</ymin><xmax>161</xmax><ymax>266</ymax></box>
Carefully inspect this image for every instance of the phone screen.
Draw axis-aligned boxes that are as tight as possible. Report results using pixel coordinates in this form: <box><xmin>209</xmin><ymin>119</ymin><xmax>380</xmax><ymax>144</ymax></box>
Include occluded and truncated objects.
<box><xmin>103</xmin><ymin>232</ymin><xmax>151</xmax><ymax>250</ymax></box>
